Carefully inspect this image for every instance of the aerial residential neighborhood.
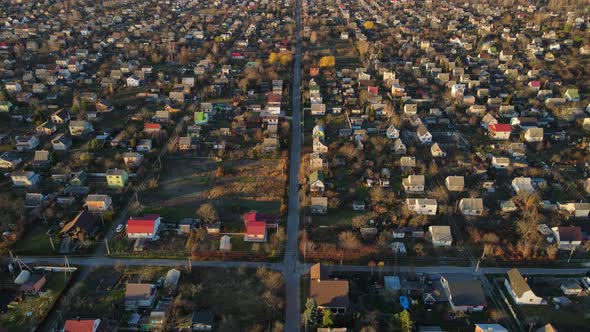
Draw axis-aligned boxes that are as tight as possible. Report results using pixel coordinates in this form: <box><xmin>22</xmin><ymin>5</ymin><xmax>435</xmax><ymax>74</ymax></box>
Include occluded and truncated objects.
<box><xmin>0</xmin><ymin>0</ymin><xmax>589</xmax><ymax>331</ymax></box>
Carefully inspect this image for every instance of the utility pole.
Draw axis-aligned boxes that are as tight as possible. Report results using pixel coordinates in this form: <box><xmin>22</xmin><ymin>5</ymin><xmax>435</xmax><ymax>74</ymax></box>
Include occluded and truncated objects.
<box><xmin>187</xmin><ymin>256</ymin><xmax>192</xmax><ymax>272</ymax></box>
<box><xmin>64</xmin><ymin>256</ymin><xmax>70</xmax><ymax>281</ymax></box>
<box><xmin>475</xmin><ymin>258</ymin><xmax>481</xmax><ymax>273</ymax></box>
<box><xmin>48</xmin><ymin>234</ymin><xmax>55</xmax><ymax>251</ymax></box>
<box><xmin>104</xmin><ymin>238</ymin><xmax>110</xmax><ymax>255</ymax></box>
<box><xmin>568</xmin><ymin>245</ymin><xmax>576</xmax><ymax>263</ymax></box>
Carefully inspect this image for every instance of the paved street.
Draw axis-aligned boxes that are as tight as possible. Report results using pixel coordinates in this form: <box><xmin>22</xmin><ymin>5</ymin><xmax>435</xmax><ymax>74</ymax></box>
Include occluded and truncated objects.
<box><xmin>21</xmin><ymin>256</ymin><xmax>590</xmax><ymax>277</ymax></box>
<box><xmin>283</xmin><ymin>0</ymin><xmax>303</xmax><ymax>329</ymax></box>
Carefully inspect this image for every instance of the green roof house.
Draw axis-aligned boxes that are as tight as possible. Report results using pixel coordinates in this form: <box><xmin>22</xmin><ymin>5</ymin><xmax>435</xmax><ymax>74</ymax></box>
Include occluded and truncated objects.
<box><xmin>0</xmin><ymin>101</ymin><xmax>13</xmax><ymax>112</ymax></box>
<box><xmin>194</xmin><ymin>111</ymin><xmax>209</xmax><ymax>125</ymax></box>
<box><xmin>564</xmin><ymin>88</ymin><xmax>580</xmax><ymax>102</ymax></box>
<box><xmin>106</xmin><ymin>169</ymin><xmax>129</xmax><ymax>188</ymax></box>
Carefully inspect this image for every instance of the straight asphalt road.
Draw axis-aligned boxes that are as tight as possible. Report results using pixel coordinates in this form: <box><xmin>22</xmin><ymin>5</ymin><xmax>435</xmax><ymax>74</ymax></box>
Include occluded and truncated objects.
<box><xmin>283</xmin><ymin>0</ymin><xmax>303</xmax><ymax>329</ymax></box>
<box><xmin>21</xmin><ymin>256</ymin><xmax>589</xmax><ymax>276</ymax></box>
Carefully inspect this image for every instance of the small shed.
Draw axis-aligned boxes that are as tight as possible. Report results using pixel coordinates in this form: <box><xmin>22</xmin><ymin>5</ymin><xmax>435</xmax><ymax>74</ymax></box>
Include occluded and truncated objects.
<box><xmin>384</xmin><ymin>276</ymin><xmax>402</xmax><ymax>295</ymax></box>
<box><xmin>14</xmin><ymin>270</ymin><xmax>31</xmax><ymax>284</ymax></box>
<box><xmin>220</xmin><ymin>235</ymin><xmax>231</xmax><ymax>252</ymax></box>
<box><xmin>178</xmin><ymin>218</ymin><xmax>194</xmax><ymax>234</ymax></box>
<box><xmin>164</xmin><ymin>269</ymin><xmax>181</xmax><ymax>292</ymax></box>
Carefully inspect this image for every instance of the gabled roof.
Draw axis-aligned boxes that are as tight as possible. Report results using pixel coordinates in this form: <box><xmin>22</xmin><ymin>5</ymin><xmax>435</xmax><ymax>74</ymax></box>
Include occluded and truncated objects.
<box><xmin>243</xmin><ymin>211</ymin><xmax>276</xmax><ymax>224</ymax></box>
<box><xmin>310</xmin><ymin>279</ymin><xmax>349</xmax><ymax>308</ymax></box>
<box><xmin>555</xmin><ymin>226</ymin><xmax>582</xmax><ymax>242</ymax></box>
<box><xmin>417</xmin><ymin>124</ymin><xmax>430</xmax><ymax>136</ymax></box>
<box><xmin>60</xmin><ymin>210</ymin><xmax>97</xmax><ymax>234</ymax></box>
<box><xmin>474</xmin><ymin>324</ymin><xmax>508</xmax><ymax>332</ymax></box>
<box><xmin>125</xmin><ymin>283</ymin><xmax>155</xmax><ymax>301</ymax></box>
<box><xmin>445</xmin><ymin>176</ymin><xmax>464</xmax><ymax>186</ymax></box>
<box><xmin>144</xmin><ymin>122</ymin><xmax>161</xmax><ymax>130</ymax></box>
<box><xmin>127</xmin><ymin>215</ymin><xmax>159</xmax><ymax>234</ymax></box>
<box><xmin>310</xmin><ymin>263</ymin><xmax>329</xmax><ymax>280</ymax></box>
<box><xmin>460</xmin><ymin>198</ymin><xmax>484</xmax><ymax>210</ymax></box>
<box><xmin>429</xmin><ymin>225</ymin><xmax>452</xmax><ymax>242</ymax></box>
<box><xmin>489</xmin><ymin>123</ymin><xmax>512</xmax><ymax>132</ymax></box>
<box><xmin>506</xmin><ymin>268</ymin><xmax>532</xmax><ymax>298</ymax></box>
<box><xmin>246</xmin><ymin>221</ymin><xmax>266</xmax><ymax>236</ymax></box>
<box><xmin>33</xmin><ymin>150</ymin><xmax>49</xmax><ymax>161</ymax></box>
<box><xmin>106</xmin><ymin>169</ymin><xmax>127</xmax><ymax>176</ymax></box>
<box><xmin>63</xmin><ymin>319</ymin><xmax>101</xmax><ymax>332</ymax></box>
<box><xmin>443</xmin><ymin>274</ymin><xmax>486</xmax><ymax>307</ymax></box>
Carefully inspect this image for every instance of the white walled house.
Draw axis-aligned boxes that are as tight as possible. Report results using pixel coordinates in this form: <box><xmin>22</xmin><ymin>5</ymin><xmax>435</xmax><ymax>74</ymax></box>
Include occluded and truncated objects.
<box><xmin>459</xmin><ymin>198</ymin><xmax>484</xmax><ymax>216</ymax></box>
<box><xmin>504</xmin><ymin>269</ymin><xmax>544</xmax><ymax>305</ymax></box>
<box><xmin>406</xmin><ymin>198</ymin><xmax>437</xmax><ymax>215</ymax></box>
<box><xmin>416</xmin><ymin>125</ymin><xmax>432</xmax><ymax>144</ymax></box>
<box><xmin>557</xmin><ymin>202</ymin><xmax>590</xmax><ymax>218</ymax></box>
<box><xmin>11</xmin><ymin>171</ymin><xmax>40</xmax><ymax>187</ymax></box>
<box><xmin>492</xmin><ymin>156</ymin><xmax>510</xmax><ymax>169</ymax></box>
<box><xmin>402</xmin><ymin>175</ymin><xmax>425</xmax><ymax>193</ymax></box>
<box><xmin>552</xmin><ymin>226</ymin><xmax>583</xmax><ymax>250</ymax></box>
<box><xmin>445</xmin><ymin>176</ymin><xmax>465</xmax><ymax>192</ymax></box>
<box><xmin>429</xmin><ymin>225</ymin><xmax>452</xmax><ymax>247</ymax></box>
<box><xmin>127</xmin><ymin>215</ymin><xmax>161</xmax><ymax>240</ymax></box>
<box><xmin>523</xmin><ymin>127</ymin><xmax>544</xmax><ymax>142</ymax></box>
<box><xmin>126</xmin><ymin>75</ymin><xmax>141</xmax><ymax>87</ymax></box>
<box><xmin>512</xmin><ymin>177</ymin><xmax>535</xmax><ymax>194</ymax></box>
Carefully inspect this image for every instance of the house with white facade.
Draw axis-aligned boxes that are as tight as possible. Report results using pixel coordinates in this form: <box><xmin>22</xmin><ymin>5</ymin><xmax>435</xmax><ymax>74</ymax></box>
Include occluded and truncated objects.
<box><xmin>406</xmin><ymin>198</ymin><xmax>437</xmax><ymax>215</ymax></box>
<box><xmin>504</xmin><ymin>269</ymin><xmax>544</xmax><ymax>305</ymax></box>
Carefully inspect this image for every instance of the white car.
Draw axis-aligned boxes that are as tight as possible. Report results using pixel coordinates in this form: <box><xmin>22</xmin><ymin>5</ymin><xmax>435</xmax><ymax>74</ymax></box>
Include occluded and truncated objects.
<box><xmin>115</xmin><ymin>224</ymin><xmax>124</xmax><ymax>233</ymax></box>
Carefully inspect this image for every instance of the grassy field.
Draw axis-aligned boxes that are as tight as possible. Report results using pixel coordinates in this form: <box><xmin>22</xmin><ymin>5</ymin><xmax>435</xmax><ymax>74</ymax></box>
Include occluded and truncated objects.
<box><xmin>312</xmin><ymin>208</ymin><xmax>366</xmax><ymax>226</ymax></box>
<box><xmin>11</xmin><ymin>224</ymin><xmax>58</xmax><ymax>255</ymax></box>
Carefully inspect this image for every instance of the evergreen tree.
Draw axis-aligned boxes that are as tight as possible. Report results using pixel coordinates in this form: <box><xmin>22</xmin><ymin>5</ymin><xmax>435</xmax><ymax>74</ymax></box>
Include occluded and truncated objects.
<box><xmin>321</xmin><ymin>310</ymin><xmax>334</xmax><ymax>328</ymax></box>
<box><xmin>391</xmin><ymin>310</ymin><xmax>413</xmax><ymax>332</ymax></box>
<box><xmin>303</xmin><ymin>298</ymin><xmax>321</xmax><ymax>328</ymax></box>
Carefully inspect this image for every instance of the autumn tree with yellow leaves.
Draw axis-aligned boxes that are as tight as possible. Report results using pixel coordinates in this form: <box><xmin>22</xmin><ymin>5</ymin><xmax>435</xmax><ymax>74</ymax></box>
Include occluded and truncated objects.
<box><xmin>319</xmin><ymin>56</ymin><xmax>336</xmax><ymax>68</ymax></box>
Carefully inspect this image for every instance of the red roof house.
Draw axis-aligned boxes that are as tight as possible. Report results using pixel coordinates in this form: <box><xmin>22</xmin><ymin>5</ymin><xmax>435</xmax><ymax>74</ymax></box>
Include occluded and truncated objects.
<box><xmin>63</xmin><ymin>319</ymin><xmax>105</xmax><ymax>332</ymax></box>
<box><xmin>143</xmin><ymin>123</ymin><xmax>161</xmax><ymax>133</ymax></box>
<box><xmin>127</xmin><ymin>214</ymin><xmax>161</xmax><ymax>239</ymax></box>
<box><xmin>553</xmin><ymin>226</ymin><xmax>583</xmax><ymax>250</ymax></box>
<box><xmin>528</xmin><ymin>80</ymin><xmax>541</xmax><ymax>90</ymax></box>
<box><xmin>267</xmin><ymin>93</ymin><xmax>282</xmax><ymax>105</ymax></box>
<box><xmin>488</xmin><ymin>123</ymin><xmax>512</xmax><ymax>140</ymax></box>
<box><xmin>243</xmin><ymin>211</ymin><xmax>276</xmax><ymax>242</ymax></box>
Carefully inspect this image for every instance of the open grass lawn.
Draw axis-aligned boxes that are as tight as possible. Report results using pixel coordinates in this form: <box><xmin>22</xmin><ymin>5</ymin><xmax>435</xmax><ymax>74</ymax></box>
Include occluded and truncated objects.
<box><xmin>11</xmin><ymin>224</ymin><xmax>59</xmax><ymax>255</ymax></box>
<box><xmin>144</xmin><ymin>205</ymin><xmax>196</xmax><ymax>222</ymax></box>
<box><xmin>216</xmin><ymin>198</ymin><xmax>280</xmax><ymax>214</ymax></box>
<box><xmin>313</xmin><ymin>208</ymin><xmax>366</xmax><ymax>226</ymax></box>
<box><xmin>0</xmin><ymin>273</ymin><xmax>71</xmax><ymax>332</ymax></box>
<box><xmin>110</xmin><ymin>232</ymin><xmax>188</xmax><ymax>258</ymax></box>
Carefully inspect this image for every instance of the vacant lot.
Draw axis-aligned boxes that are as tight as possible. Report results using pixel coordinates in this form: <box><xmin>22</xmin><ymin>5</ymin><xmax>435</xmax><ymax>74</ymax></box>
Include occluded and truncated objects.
<box><xmin>0</xmin><ymin>272</ymin><xmax>71</xmax><ymax>332</ymax></box>
<box><xmin>141</xmin><ymin>157</ymin><xmax>285</xmax><ymax>225</ymax></box>
<box><xmin>57</xmin><ymin>265</ymin><xmax>285</xmax><ymax>331</ymax></box>
<box><xmin>516</xmin><ymin>277</ymin><xmax>590</xmax><ymax>330</ymax></box>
